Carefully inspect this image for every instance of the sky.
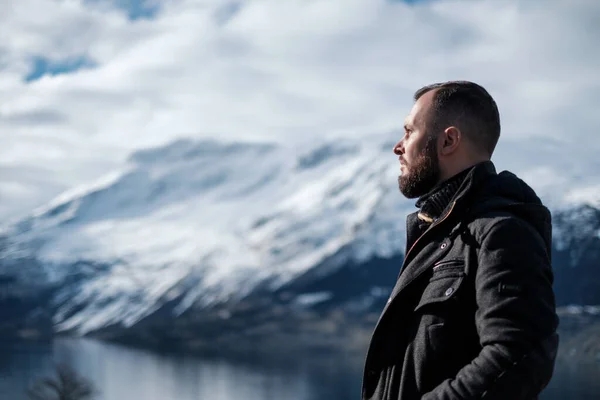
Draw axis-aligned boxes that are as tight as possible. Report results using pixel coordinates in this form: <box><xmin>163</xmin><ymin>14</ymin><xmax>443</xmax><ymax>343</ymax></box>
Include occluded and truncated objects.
<box><xmin>1</xmin><ymin>0</ymin><xmax>600</xmax><ymax>222</ymax></box>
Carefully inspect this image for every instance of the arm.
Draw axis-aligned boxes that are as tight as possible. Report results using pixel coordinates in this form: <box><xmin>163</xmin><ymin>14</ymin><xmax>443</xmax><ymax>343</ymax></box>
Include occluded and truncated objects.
<box><xmin>423</xmin><ymin>217</ymin><xmax>559</xmax><ymax>400</ymax></box>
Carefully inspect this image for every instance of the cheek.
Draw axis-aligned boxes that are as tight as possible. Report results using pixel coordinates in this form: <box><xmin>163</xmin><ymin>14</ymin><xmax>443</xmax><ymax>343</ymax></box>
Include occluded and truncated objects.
<box><xmin>404</xmin><ymin>142</ymin><xmax>417</xmax><ymax>162</ymax></box>
<box><xmin>406</xmin><ymin>138</ymin><xmax>427</xmax><ymax>161</ymax></box>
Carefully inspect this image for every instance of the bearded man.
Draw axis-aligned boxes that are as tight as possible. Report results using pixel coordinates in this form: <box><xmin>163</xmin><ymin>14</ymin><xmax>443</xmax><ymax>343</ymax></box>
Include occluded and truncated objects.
<box><xmin>361</xmin><ymin>81</ymin><xmax>559</xmax><ymax>400</ymax></box>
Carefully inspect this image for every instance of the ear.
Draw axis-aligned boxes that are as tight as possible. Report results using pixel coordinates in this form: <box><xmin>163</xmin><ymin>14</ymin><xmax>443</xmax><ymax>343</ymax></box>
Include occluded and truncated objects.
<box><xmin>439</xmin><ymin>126</ymin><xmax>461</xmax><ymax>155</ymax></box>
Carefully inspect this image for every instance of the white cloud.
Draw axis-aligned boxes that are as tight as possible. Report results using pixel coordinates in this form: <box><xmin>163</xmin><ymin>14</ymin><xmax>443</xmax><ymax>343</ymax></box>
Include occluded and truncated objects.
<box><xmin>1</xmin><ymin>0</ymin><xmax>599</xmax><ymax>221</ymax></box>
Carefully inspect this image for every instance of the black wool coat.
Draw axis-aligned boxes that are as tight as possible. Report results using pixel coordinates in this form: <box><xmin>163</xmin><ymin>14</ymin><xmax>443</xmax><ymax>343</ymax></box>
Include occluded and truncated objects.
<box><xmin>362</xmin><ymin>161</ymin><xmax>559</xmax><ymax>400</ymax></box>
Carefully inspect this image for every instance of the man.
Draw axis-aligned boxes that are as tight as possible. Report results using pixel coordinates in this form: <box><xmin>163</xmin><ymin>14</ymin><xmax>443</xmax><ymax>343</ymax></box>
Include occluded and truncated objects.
<box><xmin>362</xmin><ymin>81</ymin><xmax>559</xmax><ymax>400</ymax></box>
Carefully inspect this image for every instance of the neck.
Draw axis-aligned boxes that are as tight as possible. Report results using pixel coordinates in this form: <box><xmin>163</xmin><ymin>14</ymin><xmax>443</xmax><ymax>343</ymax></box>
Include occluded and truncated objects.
<box><xmin>438</xmin><ymin>156</ymin><xmax>490</xmax><ymax>183</ymax></box>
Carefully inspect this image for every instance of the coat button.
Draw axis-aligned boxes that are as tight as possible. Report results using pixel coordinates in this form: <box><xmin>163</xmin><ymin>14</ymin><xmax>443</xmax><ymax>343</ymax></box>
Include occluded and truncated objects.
<box><xmin>445</xmin><ymin>287</ymin><xmax>454</xmax><ymax>296</ymax></box>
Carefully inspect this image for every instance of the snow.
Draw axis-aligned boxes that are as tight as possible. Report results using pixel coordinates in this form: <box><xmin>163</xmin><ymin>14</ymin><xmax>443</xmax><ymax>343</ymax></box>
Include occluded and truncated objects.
<box><xmin>551</xmin><ymin>203</ymin><xmax>600</xmax><ymax>258</ymax></box>
<box><xmin>1</xmin><ymin>133</ymin><xmax>599</xmax><ymax>334</ymax></box>
<box><xmin>563</xmin><ymin>185</ymin><xmax>600</xmax><ymax>209</ymax></box>
<box><xmin>294</xmin><ymin>292</ymin><xmax>333</xmax><ymax>307</ymax></box>
<box><xmin>31</xmin><ymin>169</ymin><xmax>132</xmax><ymax>221</ymax></box>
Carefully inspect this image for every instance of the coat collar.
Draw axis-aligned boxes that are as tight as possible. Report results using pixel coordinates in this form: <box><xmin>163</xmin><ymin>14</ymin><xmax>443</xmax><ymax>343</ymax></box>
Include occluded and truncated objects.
<box><xmin>439</xmin><ymin>160</ymin><xmax>497</xmax><ymax>219</ymax></box>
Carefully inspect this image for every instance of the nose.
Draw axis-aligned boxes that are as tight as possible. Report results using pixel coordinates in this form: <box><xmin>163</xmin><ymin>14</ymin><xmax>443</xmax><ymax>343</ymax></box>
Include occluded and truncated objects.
<box><xmin>393</xmin><ymin>138</ymin><xmax>404</xmax><ymax>156</ymax></box>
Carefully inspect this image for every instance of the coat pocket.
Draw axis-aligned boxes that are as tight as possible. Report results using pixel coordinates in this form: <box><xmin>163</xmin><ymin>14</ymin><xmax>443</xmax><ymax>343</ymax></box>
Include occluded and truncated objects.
<box><xmin>432</xmin><ymin>258</ymin><xmax>464</xmax><ymax>273</ymax></box>
<box><xmin>426</xmin><ymin>322</ymin><xmax>446</xmax><ymax>353</ymax></box>
<box><xmin>414</xmin><ymin>270</ymin><xmax>465</xmax><ymax>312</ymax></box>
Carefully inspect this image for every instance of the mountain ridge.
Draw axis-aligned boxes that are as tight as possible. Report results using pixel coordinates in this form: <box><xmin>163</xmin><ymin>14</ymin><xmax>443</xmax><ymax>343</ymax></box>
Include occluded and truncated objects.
<box><xmin>1</xmin><ymin>133</ymin><xmax>599</xmax><ymax>341</ymax></box>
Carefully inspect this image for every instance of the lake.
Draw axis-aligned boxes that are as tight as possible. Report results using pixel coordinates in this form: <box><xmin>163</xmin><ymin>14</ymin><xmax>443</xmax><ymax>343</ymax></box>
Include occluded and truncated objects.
<box><xmin>0</xmin><ymin>338</ymin><xmax>598</xmax><ymax>399</ymax></box>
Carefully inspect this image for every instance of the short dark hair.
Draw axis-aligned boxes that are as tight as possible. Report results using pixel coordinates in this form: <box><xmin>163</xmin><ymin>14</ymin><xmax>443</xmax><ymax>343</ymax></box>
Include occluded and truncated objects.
<box><xmin>414</xmin><ymin>81</ymin><xmax>501</xmax><ymax>156</ymax></box>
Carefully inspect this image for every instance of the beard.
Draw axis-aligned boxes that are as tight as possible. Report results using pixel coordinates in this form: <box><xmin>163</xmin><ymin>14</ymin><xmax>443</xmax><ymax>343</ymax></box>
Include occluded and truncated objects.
<box><xmin>398</xmin><ymin>135</ymin><xmax>441</xmax><ymax>199</ymax></box>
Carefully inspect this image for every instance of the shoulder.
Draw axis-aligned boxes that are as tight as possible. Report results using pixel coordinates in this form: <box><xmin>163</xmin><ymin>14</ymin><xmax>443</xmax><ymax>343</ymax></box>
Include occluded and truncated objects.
<box><xmin>466</xmin><ymin>210</ymin><xmax>544</xmax><ymax>250</ymax></box>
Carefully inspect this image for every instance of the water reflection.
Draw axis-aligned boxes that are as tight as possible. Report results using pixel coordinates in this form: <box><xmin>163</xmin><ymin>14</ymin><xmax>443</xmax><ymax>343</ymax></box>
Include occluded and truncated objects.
<box><xmin>542</xmin><ymin>355</ymin><xmax>600</xmax><ymax>399</ymax></box>
<box><xmin>0</xmin><ymin>342</ymin><xmax>55</xmax><ymax>398</ymax></box>
<box><xmin>0</xmin><ymin>339</ymin><xmax>363</xmax><ymax>400</ymax></box>
<box><xmin>0</xmin><ymin>338</ymin><xmax>598</xmax><ymax>400</ymax></box>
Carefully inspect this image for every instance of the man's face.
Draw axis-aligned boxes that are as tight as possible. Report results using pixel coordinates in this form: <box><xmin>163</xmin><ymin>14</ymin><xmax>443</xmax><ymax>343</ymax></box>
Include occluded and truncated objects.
<box><xmin>394</xmin><ymin>91</ymin><xmax>441</xmax><ymax>199</ymax></box>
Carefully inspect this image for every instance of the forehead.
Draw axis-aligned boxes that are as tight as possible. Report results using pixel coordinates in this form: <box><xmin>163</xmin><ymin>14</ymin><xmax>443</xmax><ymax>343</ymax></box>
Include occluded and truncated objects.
<box><xmin>405</xmin><ymin>89</ymin><xmax>436</xmax><ymax>128</ymax></box>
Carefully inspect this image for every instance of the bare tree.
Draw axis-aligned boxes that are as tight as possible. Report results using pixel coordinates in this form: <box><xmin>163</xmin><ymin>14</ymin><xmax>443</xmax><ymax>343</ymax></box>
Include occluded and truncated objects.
<box><xmin>27</xmin><ymin>363</ymin><xmax>96</xmax><ymax>400</ymax></box>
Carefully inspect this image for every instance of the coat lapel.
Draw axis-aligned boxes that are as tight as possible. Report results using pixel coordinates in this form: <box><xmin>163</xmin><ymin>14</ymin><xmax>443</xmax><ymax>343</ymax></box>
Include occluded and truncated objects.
<box><xmin>377</xmin><ymin>210</ymin><xmax>453</xmax><ymax>319</ymax></box>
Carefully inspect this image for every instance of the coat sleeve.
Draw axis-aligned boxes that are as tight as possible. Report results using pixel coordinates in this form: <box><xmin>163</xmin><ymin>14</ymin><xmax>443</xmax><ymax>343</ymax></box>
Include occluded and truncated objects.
<box><xmin>422</xmin><ymin>217</ymin><xmax>559</xmax><ymax>400</ymax></box>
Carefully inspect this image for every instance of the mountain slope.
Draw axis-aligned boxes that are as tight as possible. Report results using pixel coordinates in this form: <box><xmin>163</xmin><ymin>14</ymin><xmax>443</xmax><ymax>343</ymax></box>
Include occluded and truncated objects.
<box><xmin>0</xmin><ymin>134</ymin><xmax>410</xmax><ymax>334</ymax></box>
<box><xmin>0</xmin><ymin>133</ymin><xmax>599</xmax><ymax>343</ymax></box>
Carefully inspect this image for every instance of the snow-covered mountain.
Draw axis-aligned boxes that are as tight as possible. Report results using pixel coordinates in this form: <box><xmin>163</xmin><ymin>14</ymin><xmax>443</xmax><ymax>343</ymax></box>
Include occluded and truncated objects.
<box><xmin>0</xmin><ymin>132</ymin><xmax>599</xmax><ymax>344</ymax></box>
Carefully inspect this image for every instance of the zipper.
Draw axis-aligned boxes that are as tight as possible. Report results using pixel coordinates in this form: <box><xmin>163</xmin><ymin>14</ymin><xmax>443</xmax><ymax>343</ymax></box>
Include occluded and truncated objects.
<box><xmin>399</xmin><ymin>200</ymin><xmax>457</xmax><ymax>276</ymax></box>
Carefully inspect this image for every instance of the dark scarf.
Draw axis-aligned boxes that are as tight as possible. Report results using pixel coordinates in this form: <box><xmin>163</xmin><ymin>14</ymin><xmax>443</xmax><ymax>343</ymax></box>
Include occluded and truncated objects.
<box><xmin>415</xmin><ymin>166</ymin><xmax>475</xmax><ymax>224</ymax></box>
